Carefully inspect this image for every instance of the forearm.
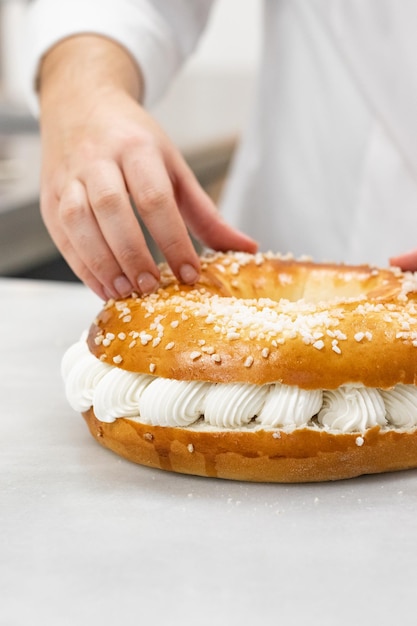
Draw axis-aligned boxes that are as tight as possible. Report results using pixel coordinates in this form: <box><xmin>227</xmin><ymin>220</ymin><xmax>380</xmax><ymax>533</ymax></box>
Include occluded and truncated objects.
<box><xmin>27</xmin><ymin>0</ymin><xmax>214</xmax><ymax>110</ymax></box>
<box><xmin>38</xmin><ymin>35</ymin><xmax>143</xmax><ymax>113</ymax></box>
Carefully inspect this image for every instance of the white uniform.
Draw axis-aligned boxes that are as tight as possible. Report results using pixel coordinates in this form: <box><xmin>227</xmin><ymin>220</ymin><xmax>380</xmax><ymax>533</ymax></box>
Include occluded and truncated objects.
<box><xmin>26</xmin><ymin>0</ymin><xmax>417</xmax><ymax>265</ymax></box>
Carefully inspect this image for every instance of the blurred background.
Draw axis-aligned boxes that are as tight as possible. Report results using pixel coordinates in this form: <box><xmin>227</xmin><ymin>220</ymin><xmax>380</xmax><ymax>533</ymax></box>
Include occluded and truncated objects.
<box><xmin>0</xmin><ymin>0</ymin><xmax>261</xmax><ymax>282</ymax></box>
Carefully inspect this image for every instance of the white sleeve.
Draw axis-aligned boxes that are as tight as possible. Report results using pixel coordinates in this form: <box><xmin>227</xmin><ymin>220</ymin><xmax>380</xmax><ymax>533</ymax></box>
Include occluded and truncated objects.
<box><xmin>24</xmin><ymin>0</ymin><xmax>215</xmax><ymax>112</ymax></box>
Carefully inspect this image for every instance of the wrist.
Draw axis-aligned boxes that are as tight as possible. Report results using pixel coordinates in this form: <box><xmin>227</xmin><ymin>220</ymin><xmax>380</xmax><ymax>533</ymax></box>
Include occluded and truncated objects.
<box><xmin>38</xmin><ymin>34</ymin><xmax>144</xmax><ymax>111</ymax></box>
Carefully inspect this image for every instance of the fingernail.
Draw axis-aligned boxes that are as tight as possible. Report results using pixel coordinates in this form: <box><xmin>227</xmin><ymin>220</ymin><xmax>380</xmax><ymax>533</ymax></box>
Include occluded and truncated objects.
<box><xmin>114</xmin><ymin>275</ymin><xmax>134</xmax><ymax>297</ymax></box>
<box><xmin>137</xmin><ymin>272</ymin><xmax>159</xmax><ymax>295</ymax></box>
<box><xmin>180</xmin><ymin>263</ymin><xmax>199</xmax><ymax>284</ymax></box>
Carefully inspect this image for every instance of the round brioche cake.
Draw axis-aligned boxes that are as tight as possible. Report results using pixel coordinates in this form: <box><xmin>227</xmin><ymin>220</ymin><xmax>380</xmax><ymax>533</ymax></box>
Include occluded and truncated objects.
<box><xmin>62</xmin><ymin>251</ymin><xmax>417</xmax><ymax>482</ymax></box>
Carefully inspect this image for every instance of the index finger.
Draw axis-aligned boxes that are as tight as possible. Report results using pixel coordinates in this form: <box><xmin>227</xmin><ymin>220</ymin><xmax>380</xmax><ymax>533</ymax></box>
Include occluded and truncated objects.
<box><xmin>123</xmin><ymin>145</ymin><xmax>201</xmax><ymax>284</ymax></box>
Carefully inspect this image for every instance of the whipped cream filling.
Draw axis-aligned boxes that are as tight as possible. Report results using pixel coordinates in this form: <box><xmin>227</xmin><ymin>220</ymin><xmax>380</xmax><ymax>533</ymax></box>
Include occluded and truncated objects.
<box><xmin>318</xmin><ymin>387</ymin><xmax>387</xmax><ymax>432</ymax></box>
<box><xmin>139</xmin><ymin>379</ymin><xmax>211</xmax><ymax>427</ymax></box>
<box><xmin>61</xmin><ymin>338</ymin><xmax>417</xmax><ymax>433</ymax></box>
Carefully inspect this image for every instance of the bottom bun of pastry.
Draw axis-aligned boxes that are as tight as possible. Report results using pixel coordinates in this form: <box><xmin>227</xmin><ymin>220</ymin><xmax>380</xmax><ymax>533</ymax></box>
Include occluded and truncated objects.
<box><xmin>81</xmin><ymin>409</ymin><xmax>417</xmax><ymax>483</ymax></box>
<box><xmin>62</xmin><ymin>252</ymin><xmax>417</xmax><ymax>482</ymax></box>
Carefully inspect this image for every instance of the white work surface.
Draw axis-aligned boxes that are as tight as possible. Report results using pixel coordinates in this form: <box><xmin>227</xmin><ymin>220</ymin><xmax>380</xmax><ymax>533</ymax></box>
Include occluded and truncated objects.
<box><xmin>2</xmin><ymin>277</ymin><xmax>417</xmax><ymax>626</ymax></box>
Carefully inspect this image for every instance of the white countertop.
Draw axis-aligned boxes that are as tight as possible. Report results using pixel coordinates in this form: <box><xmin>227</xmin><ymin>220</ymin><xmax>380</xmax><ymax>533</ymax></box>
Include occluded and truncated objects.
<box><xmin>2</xmin><ymin>277</ymin><xmax>417</xmax><ymax>626</ymax></box>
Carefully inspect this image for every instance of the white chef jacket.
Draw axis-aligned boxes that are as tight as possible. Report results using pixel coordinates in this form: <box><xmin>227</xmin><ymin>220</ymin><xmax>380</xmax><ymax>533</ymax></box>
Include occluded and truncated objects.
<box><xmin>25</xmin><ymin>0</ymin><xmax>417</xmax><ymax>266</ymax></box>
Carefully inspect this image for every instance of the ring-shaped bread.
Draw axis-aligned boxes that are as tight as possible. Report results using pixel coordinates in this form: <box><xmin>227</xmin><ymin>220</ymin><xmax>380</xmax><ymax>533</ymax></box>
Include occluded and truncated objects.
<box><xmin>62</xmin><ymin>252</ymin><xmax>417</xmax><ymax>482</ymax></box>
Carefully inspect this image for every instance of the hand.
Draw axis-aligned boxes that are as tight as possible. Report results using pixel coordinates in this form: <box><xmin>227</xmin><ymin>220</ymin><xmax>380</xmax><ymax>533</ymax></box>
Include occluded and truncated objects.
<box><xmin>38</xmin><ymin>36</ymin><xmax>257</xmax><ymax>300</ymax></box>
<box><xmin>390</xmin><ymin>250</ymin><xmax>417</xmax><ymax>272</ymax></box>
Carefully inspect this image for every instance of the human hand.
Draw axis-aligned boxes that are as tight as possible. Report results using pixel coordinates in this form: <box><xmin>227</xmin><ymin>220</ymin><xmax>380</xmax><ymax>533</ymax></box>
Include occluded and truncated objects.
<box><xmin>390</xmin><ymin>250</ymin><xmax>417</xmax><ymax>272</ymax></box>
<box><xmin>38</xmin><ymin>36</ymin><xmax>257</xmax><ymax>300</ymax></box>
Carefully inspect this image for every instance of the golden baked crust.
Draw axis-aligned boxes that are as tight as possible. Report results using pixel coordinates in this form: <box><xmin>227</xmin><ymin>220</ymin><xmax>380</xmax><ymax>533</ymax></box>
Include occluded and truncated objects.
<box><xmin>83</xmin><ymin>409</ymin><xmax>417</xmax><ymax>482</ymax></box>
<box><xmin>74</xmin><ymin>252</ymin><xmax>417</xmax><ymax>482</ymax></box>
<box><xmin>87</xmin><ymin>252</ymin><xmax>417</xmax><ymax>390</ymax></box>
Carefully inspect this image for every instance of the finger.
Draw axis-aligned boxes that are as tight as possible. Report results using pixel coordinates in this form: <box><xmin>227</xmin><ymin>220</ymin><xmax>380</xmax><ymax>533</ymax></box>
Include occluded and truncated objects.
<box><xmin>169</xmin><ymin>151</ymin><xmax>258</xmax><ymax>253</ymax></box>
<box><xmin>390</xmin><ymin>250</ymin><xmax>417</xmax><ymax>272</ymax></box>
<box><xmin>85</xmin><ymin>160</ymin><xmax>161</xmax><ymax>294</ymax></box>
<box><xmin>40</xmin><ymin>184</ymin><xmax>109</xmax><ymax>299</ymax></box>
<box><xmin>58</xmin><ymin>236</ymin><xmax>112</xmax><ymax>300</ymax></box>
<box><xmin>123</xmin><ymin>147</ymin><xmax>201</xmax><ymax>285</ymax></box>
<box><xmin>58</xmin><ymin>178</ymin><xmax>136</xmax><ymax>297</ymax></box>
